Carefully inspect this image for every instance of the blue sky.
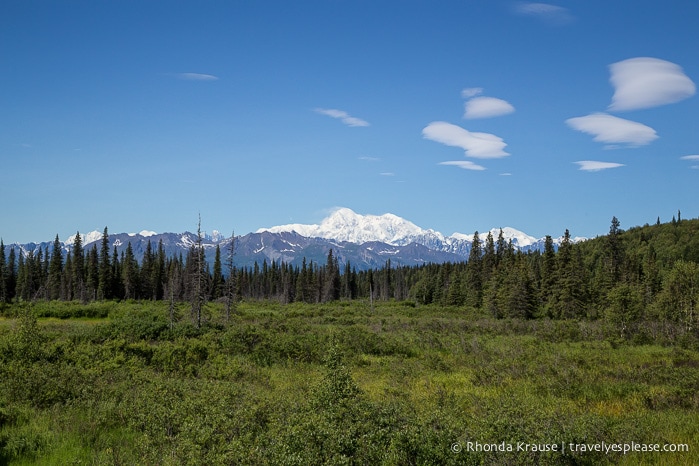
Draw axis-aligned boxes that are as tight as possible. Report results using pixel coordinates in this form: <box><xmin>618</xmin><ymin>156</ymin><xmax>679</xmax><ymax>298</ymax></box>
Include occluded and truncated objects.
<box><xmin>2</xmin><ymin>0</ymin><xmax>698</xmax><ymax>244</ymax></box>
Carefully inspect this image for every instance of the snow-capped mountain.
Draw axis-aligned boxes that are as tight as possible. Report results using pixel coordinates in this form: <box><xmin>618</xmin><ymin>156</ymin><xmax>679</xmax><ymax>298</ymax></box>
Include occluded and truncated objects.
<box><xmin>257</xmin><ymin>207</ymin><xmax>580</xmax><ymax>255</ymax></box>
<box><xmin>4</xmin><ymin>208</ymin><xmax>586</xmax><ymax>271</ymax></box>
<box><xmin>258</xmin><ymin>207</ymin><xmax>447</xmax><ymax>246</ymax></box>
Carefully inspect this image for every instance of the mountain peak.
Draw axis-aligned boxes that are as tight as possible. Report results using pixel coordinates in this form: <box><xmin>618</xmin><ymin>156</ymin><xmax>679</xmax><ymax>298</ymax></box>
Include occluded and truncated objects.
<box><xmin>258</xmin><ymin>207</ymin><xmax>438</xmax><ymax>245</ymax></box>
<box><xmin>65</xmin><ymin>230</ymin><xmax>103</xmax><ymax>246</ymax></box>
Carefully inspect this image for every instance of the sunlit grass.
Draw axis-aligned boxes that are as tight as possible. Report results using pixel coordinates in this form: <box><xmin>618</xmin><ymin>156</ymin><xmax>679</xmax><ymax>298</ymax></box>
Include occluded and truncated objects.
<box><xmin>0</xmin><ymin>301</ymin><xmax>697</xmax><ymax>464</ymax></box>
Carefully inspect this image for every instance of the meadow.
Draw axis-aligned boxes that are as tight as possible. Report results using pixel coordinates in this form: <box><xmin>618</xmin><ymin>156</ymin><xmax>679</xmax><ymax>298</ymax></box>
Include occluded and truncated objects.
<box><xmin>0</xmin><ymin>300</ymin><xmax>697</xmax><ymax>465</ymax></box>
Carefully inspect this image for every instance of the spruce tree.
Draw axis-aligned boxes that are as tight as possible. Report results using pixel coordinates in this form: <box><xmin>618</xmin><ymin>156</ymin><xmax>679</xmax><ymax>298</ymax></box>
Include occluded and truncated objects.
<box><xmin>141</xmin><ymin>241</ymin><xmax>154</xmax><ymax>299</ymax></box>
<box><xmin>72</xmin><ymin>232</ymin><xmax>85</xmax><ymax>302</ymax></box>
<box><xmin>111</xmin><ymin>246</ymin><xmax>123</xmax><ymax>299</ymax></box>
<box><xmin>0</xmin><ymin>240</ymin><xmax>6</xmax><ymax>302</ymax></box>
<box><xmin>465</xmin><ymin>231</ymin><xmax>483</xmax><ymax>308</ymax></box>
<box><xmin>496</xmin><ymin>228</ymin><xmax>507</xmax><ymax>265</ymax></box>
<box><xmin>540</xmin><ymin>235</ymin><xmax>557</xmax><ymax>316</ymax></box>
<box><xmin>322</xmin><ymin>249</ymin><xmax>341</xmax><ymax>302</ymax></box>
<box><xmin>211</xmin><ymin>244</ymin><xmax>223</xmax><ymax>300</ymax></box>
<box><xmin>483</xmin><ymin>231</ymin><xmax>496</xmax><ymax>280</ymax></box>
<box><xmin>224</xmin><ymin>231</ymin><xmax>237</xmax><ymax>321</ymax></box>
<box><xmin>605</xmin><ymin>216</ymin><xmax>624</xmax><ymax>286</ymax></box>
<box><xmin>122</xmin><ymin>242</ymin><xmax>139</xmax><ymax>300</ymax></box>
<box><xmin>62</xmin><ymin>254</ymin><xmax>73</xmax><ymax>300</ymax></box>
<box><xmin>554</xmin><ymin>230</ymin><xmax>585</xmax><ymax>318</ymax></box>
<box><xmin>153</xmin><ymin>239</ymin><xmax>165</xmax><ymax>300</ymax></box>
<box><xmin>97</xmin><ymin>227</ymin><xmax>111</xmax><ymax>300</ymax></box>
<box><xmin>6</xmin><ymin>248</ymin><xmax>17</xmax><ymax>302</ymax></box>
<box><xmin>15</xmin><ymin>252</ymin><xmax>28</xmax><ymax>301</ymax></box>
<box><xmin>86</xmin><ymin>245</ymin><xmax>99</xmax><ymax>301</ymax></box>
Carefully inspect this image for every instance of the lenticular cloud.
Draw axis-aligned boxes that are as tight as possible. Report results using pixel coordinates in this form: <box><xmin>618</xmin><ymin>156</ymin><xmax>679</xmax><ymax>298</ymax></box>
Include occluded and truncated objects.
<box><xmin>565</xmin><ymin>113</ymin><xmax>658</xmax><ymax>147</ymax></box>
<box><xmin>608</xmin><ymin>57</ymin><xmax>696</xmax><ymax>111</ymax></box>
<box><xmin>574</xmin><ymin>161</ymin><xmax>625</xmax><ymax>172</ymax></box>
<box><xmin>464</xmin><ymin>96</ymin><xmax>515</xmax><ymax>119</ymax></box>
<box><xmin>422</xmin><ymin>121</ymin><xmax>509</xmax><ymax>159</ymax></box>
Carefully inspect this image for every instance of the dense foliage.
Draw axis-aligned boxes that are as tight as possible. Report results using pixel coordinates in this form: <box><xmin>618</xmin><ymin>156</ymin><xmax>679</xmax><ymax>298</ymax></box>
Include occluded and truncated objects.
<box><xmin>0</xmin><ymin>301</ymin><xmax>697</xmax><ymax>464</ymax></box>
<box><xmin>2</xmin><ymin>216</ymin><xmax>699</xmax><ymax>342</ymax></box>
<box><xmin>0</xmin><ymin>215</ymin><xmax>697</xmax><ymax>462</ymax></box>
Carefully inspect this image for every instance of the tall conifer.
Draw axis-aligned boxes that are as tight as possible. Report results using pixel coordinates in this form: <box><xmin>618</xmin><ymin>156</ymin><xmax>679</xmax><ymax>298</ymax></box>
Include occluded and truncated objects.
<box><xmin>98</xmin><ymin>227</ymin><xmax>111</xmax><ymax>300</ymax></box>
<box><xmin>72</xmin><ymin>232</ymin><xmax>85</xmax><ymax>301</ymax></box>
<box><xmin>48</xmin><ymin>235</ymin><xmax>63</xmax><ymax>300</ymax></box>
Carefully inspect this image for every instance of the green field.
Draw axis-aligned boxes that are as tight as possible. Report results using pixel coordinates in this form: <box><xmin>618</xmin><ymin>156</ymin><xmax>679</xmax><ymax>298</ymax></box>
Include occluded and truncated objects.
<box><xmin>0</xmin><ymin>300</ymin><xmax>697</xmax><ymax>465</ymax></box>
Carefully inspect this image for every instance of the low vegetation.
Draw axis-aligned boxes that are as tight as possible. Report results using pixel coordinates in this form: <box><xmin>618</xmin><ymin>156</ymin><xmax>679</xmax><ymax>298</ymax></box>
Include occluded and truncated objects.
<box><xmin>0</xmin><ymin>215</ymin><xmax>697</xmax><ymax>463</ymax></box>
<box><xmin>0</xmin><ymin>300</ymin><xmax>697</xmax><ymax>465</ymax></box>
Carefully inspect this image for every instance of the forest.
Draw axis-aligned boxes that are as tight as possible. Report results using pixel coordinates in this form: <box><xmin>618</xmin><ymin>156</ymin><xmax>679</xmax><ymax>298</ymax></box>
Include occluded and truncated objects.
<box><xmin>2</xmin><ymin>215</ymin><xmax>699</xmax><ymax>341</ymax></box>
<box><xmin>0</xmin><ymin>215</ymin><xmax>697</xmax><ymax>464</ymax></box>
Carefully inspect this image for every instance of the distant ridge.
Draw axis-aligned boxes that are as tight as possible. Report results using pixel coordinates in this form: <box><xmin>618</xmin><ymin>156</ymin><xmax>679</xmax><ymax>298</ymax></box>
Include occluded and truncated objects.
<box><xmin>3</xmin><ymin>208</ymin><xmax>586</xmax><ymax>271</ymax></box>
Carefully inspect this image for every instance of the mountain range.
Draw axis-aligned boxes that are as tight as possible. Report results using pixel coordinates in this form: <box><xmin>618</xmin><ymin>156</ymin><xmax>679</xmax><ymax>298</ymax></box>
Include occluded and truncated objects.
<box><xmin>4</xmin><ymin>208</ymin><xmax>586</xmax><ymax>271</ymax></box>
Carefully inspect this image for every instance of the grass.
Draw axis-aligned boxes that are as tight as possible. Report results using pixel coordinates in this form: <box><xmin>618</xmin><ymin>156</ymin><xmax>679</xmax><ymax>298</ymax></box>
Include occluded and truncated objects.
<box><xmin>0</xmin><ymin>300</ymin><xmax>697</xmax><ymax>464</ymax></box>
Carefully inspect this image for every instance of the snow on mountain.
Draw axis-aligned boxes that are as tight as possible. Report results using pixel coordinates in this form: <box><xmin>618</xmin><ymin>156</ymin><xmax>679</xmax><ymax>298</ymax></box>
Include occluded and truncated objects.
<box><xmin>258</xmin><ymin>207</ymin><xmax>447</xmax><ymax>246</ymax></box>
<box><xmin>257</xmin><ymin>207</ymin><xmax>548</xmax><ymax>250</ymax></box>
<box><xmin>5</xmin><ymin>208</ymin><xmax>590</xmax><ymax>271</ymax></box>
<box><xmin>65</xmin><ymin>230</ymin><xmax>103</xmax><ymax>246</ymax></box>
<box><xmin>138</xmin><ymin>230</ymin><xmax>158</xmax><ymax>237</ymax></box>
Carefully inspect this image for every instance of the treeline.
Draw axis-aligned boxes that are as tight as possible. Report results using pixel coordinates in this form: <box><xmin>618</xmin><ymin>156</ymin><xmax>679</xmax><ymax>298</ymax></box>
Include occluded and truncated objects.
<box><xmin>1</xmin><ymin>217</ymin><xmax>698</xmax><ymax>335</ymax></box>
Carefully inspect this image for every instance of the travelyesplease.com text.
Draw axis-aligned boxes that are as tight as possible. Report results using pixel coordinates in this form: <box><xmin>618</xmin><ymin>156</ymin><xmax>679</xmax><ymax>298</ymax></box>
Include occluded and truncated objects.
<box><xmin>451</xmin><ymin>441</ymin><xmax>689</xmax><ymax>454</ymax></box>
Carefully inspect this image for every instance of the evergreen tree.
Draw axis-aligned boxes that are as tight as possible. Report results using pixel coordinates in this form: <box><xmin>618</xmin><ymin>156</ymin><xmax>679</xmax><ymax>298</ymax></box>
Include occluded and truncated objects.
<box><xmin>211</xmin><ymin>244</ymin><xmax>223</xmax><ymax>300</ymax></box>
<box><xmin>6</xmin><ymin>247</ymin><xmax>17</xmax><ymax>302</ymax></box>
<box><xmin>122</xmin><ymin>242</ymin><xmax>139</xmax><ymax>300</ymax></box>
<box><xmin>141</xmin><ymin>241</ymin><xmax>154</xmax><ymax>299</ymax></box>
<box><xmin>539</xmin><ymin>235</ymin><xmax>557</xmax><ymax>315</ymax></box>
<box><xmin>97</xmin><ymin>227</ymin><xmax>111</xmax><ymax>300</ymax></box>
<box><xmin>38</xmin><ymin>246</ymin><xmax>49</xmax><ymax>299</ymax></box>
<box><xmin>111</xmin><ymin>246</ymin><xmax>124</xmax><ymax>299</ymax></box>
<box><xmin>72</xmin><ymin>232</ymin><xmax>85</xmax><ymax>302</ymax></box>
<box><xmin>482</xmin><ymin>231</ymin><xmax>496</xmax><ymax>280</ymax></box>
<box><xmin>224</xmin><ymin>232</ymin><xmax>237</xmax><ymax>321</ymax></box>
<box><xmin>0</xmin><ymin>240</ymin><xmax>6</xmax><ymax>302</ymax></box>
<box><xmin>62</xmin><ymin>254</ymin><xmax>73</xmax><ymax>300</ymax></box>
<box><xmin>15</xmin><ymin>252</ymin><xmax>29</xmax><ymax>301</ymax></box>
<box><xmin>86</xmin><ymin>245</ymin><xmax>99</xmax><ymax>301</ymax></box>
<box><xmin>554</xmin><ymin>230</ymin><xmax>585</xmax><ymax>318</ymax></box>
<box><xmin>465</xmin><ymin>231</ymin><xmax>483</xmax><ymax>308</ymax></box>
<box><xmin>153</xmin><ymin>239</ymin><xmax>166</xmax><ymax>300</ymax></box>
<box><xmin>322</xmin><ymin>249</ymin><xmax>341</xmax><ymax>302</ymax></box>
<box><xmin>496</xmin><ymin>228</ymin><xmax>507</xmax><ymax>266</ymax></box>
<box><xmin>343</xmin><ymin>262</ymin><xmax>358</xmax><ymax>300</ymax></box>
<box><xmin>605</xmin><ymin>216</ymin><xmax>624</xmax><ymax>286</ymax></box>
<box><xmin>642</xmin><ymin>244</ymin><xmax>661</xmax><ymax>305</ymax></box>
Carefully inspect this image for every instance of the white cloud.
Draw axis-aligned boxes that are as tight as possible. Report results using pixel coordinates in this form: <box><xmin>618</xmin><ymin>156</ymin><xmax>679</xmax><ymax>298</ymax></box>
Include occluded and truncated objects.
<box><xmin>680</xmin><ymin>155</ymin><xmax>699</xmax><ymax>161</ymax></box>
<box><xmin>422</xmin><ymin>121</ymin><xmax>509</xmax><ymax>159</ymax></box>
<box><xmin>380</xmin><ymin>172</ymin><xmax>395</xmax><ymax>176</ymax></box>
<box><xmin>574</xmin><ymin>161</ymin><xmax>625</xmax><ymax>172</ymax></box>
<box><xmin>439</xmin><ymin>161</ymin><xmax>486</xmax><ymax>171</ymax></box>
<box><xmin>314</xmin><ymin>108</ymin><xmax>370</xmax><ymax>127</ymax></box>
<box><xmin>358</xmin><ymin>156</ymin><xmax>380</xmax><ymax>162</ymax></box>
<box><xmin>514</xmin><ymin>2</ymin><xmax>573</xmax><ymax>25</ymax></box>
<box><xmin>499</xmin><ymin>173</ymin><xmax>512</xmax><ymax>176</ymax></box>
<box><xmin>177</xmin><ymin>72</ymin><xmax>219</xmax><ymax>81</ymax></box>
<box><xmin>461</xmin><ymin>87</ymin><xmax>484</xmax><ymax>98</ymax></box>
<box><xmin>608</xmin><ymin>58</ymin><xmax>696</xmax><ymax>111</ymax></box>
<box><xmin>464</xmin><ymin>96</ymin><xmax>515</xmax><ymax>119</ymax></box>
<box><xmin>566</xmin><ymin>113</ymin><xmax>658</xmax><ymax>147</ymax></box>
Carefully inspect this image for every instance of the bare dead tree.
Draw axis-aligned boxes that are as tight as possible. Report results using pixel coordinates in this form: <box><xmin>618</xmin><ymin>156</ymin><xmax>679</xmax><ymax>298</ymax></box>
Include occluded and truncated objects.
<box><xmin>190</xmin><ymin>214</ymin><xmax>207</xmax><ymax>329</ymax></box>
